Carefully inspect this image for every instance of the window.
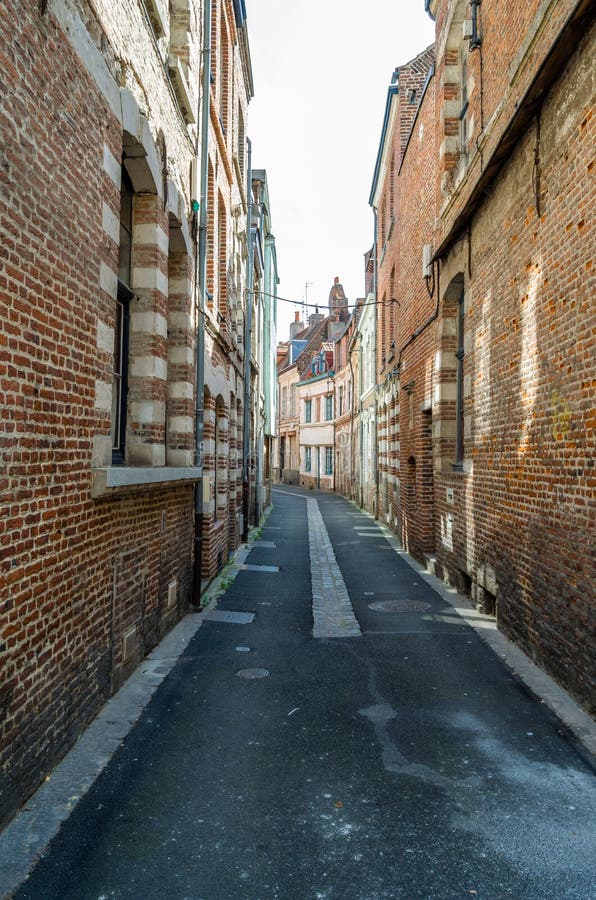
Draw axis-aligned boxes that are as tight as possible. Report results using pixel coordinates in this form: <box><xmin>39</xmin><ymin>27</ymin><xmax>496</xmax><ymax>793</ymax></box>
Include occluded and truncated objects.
<box><xmin>459</xmin><ymin>53</ymin><xmax>469</xmax><ymax>156</ymax></box>
<box><xmin>305</xmin><ymin>399</ymin><xmax>312</xmax><ymax>423</ymax></box>
<box><xmin>112</xmin><ymin>169</ymin><xmax>134</xmax><ymax>464</ymax></box>
<box><xmin>338</xmin><ymin>386</ymin><xmax>344</xmax><ymax>416</ymax></box>
<box><xmin>325</xmin><ymin>446</ymin><xmax>333</xmax><ymax>475</ymax></box>
<box><xmin>325</xmin><ymin>394</ymin><xmax>333</xmax><ymax>420</ymax></box>
<box><xmin>290</xmin><ymin>384</ymin><xmax>296</xmax><ymax>416</ymax></box>
<box><xmin>455</xmin><ymin>291</ymin><xmax>465</xmax><ymax>468</ymax></box>
<box><xmin>305</xmin><ymin>446</ymin><xmax>311</xmax><ymax>472</ymax></box>
<box><xmin>281</xmin><ymin>386</ymin><xmax>287</xmax><ymax>417</ymax></box>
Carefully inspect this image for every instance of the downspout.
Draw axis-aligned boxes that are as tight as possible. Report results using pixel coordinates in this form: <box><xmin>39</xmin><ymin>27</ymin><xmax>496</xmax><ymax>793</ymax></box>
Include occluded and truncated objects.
<box><xmin>348</xmin><ymin>351</ymin><xmax>355</xmax><ymax>500</ymax></box>
<box><xmin>359</xmin><ymin>343</ymin><xmax>363</xmax><ymax>509</ymax></box>
<box><xmin>372</xmin><ymin>206</ymin><xmax>379</xmax><ymax>519</ymax></box>
<box><xmin>242</xmin><ymin>139</ymin><xmax>253</xmax><ymax>542</ymax></box>
<box><xmin>192</xmin><ymin>0</ymin><xmax>211</xmax><ymax>606</ymax></box>
<box><xmin>332</xmin><ymin>378</ymin><xmax>336</xmax><ymax>493</ymax></box>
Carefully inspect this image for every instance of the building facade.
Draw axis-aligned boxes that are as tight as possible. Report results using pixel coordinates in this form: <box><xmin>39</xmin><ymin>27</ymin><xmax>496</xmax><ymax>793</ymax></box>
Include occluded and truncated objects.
<box><xmin>356</xmin><ymin>292</ymin><xmax>377</xmax><ymax>515</ymax></box>
<box><xmin>333</xmin><ymin>316</ymin><xmax>357</xmax><ymax>502</ymax></box>
<box><xmin>277</xmin><ymin>359</ymin><xmax>301</xmax><ymax>485</ymax></box>
<box><xmin>360</xmin><ymin>0</ymin><xmax>595</xmax><ymax>714</ymax></box>
<box><xmin>297</xmin><ymin>369</ymin><xmax>336</xmax><ymax>491</ymax></box>
<box><xmin>426</xmin><ymin>0</ymin><xmax>595</xmax><ymax>713</ymax></box>
<box><xmin>371</xmin><ymin>44</ymin><xmax>437</xmax><ymax>558</ymax></box>
<box><xmin>0</xmin><ymin>0</ymin><xmax>272</xmax><ymax>826</ymax></box>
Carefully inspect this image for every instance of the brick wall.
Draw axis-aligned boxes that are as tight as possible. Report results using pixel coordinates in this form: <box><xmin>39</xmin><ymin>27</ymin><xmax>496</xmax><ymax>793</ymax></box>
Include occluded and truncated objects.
<box><xmin>0</xmin><ymin>0</ymin><xmax>255</xmax><ymax>826</ymax></box>
<box><xmin>375</xmin><ymin>46</ymin><xmax>437</xmax><ymax>555</ymax></box>
<box><xmin>420</xmin><ymin>0</ymin><xmax>595</xmax><ymax>712</ymax></box>
<box><xmin>433</xmin><ymin>15</ymin><xmax>595</xmax><ymax>711</ymax></box>
<box><xmin>368</xmin><ymin>0</ymin><xmax>594</xmax><ymax>714</ymax></box>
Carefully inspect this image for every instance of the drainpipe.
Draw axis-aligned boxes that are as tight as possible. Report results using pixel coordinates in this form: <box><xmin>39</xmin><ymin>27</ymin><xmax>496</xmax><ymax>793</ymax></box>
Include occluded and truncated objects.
<box><xmin>242</xmin><ymin>140</ymin><xmax>253</xmax><ymax>542</ymax></box>
<box><xmin>332</xmin><ymin>378</ymin><xmax>336</xmax><ymax>493</ymax></box>
<box><xmin>359</xmin><ymin>343</ymin><xmax>363</xmax><ymax>509</ymax></box>
<box><xmin>192</xmin><ymin>0</ymin><xmax>211</xmax><ymax>606</ymax></box>
<box><xmin>348</xmin><ymin>350</ymin><xmax>355</xmax><ymax>500</ymax></box>
<box><xmin>372</xmin><ymin>206</ymin><xmax>379</xmax><ymax>520</ymax></box>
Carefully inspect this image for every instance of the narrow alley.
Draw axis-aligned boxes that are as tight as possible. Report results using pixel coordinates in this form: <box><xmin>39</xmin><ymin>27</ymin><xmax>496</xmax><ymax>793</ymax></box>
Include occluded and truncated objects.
<box><xmin>5</xmin><ymin>487</ymin><xmax>595</xmax><ymax>900</ymax></box>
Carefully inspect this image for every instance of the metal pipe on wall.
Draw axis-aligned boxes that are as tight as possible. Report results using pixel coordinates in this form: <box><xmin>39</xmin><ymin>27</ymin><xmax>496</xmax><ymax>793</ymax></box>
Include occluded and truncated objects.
<box><xmin>241</xmin><ymin>139</ymin><xmax>253</xmax><ymax>542</ymax></box>
<box><xmin>191</xmin><ymin>0</ymin><xmax>212</xmax><ymax>605</ymax></box>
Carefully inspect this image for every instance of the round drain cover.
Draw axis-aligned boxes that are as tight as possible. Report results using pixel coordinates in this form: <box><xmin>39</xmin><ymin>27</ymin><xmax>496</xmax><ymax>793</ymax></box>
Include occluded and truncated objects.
<box><xmin>237</xmin><ymin>668</ymin><xmax>270</xmax><ymax>679</ymax></box>
<box><xmin>369</xmin><ymin>599</ymin><xmax>431</xmax><ymax>613</ymax></box>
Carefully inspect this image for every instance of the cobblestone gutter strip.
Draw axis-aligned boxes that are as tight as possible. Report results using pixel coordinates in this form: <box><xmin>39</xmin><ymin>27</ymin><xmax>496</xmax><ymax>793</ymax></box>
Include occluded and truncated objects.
<box><xmin>0</xmin><ymin>518</ymin><xmax>268</xmax><ymax>900</ymax></box>
<box><xmin>361</xmin><ymin>507</ymin><xmax>596</xmax><ymax>761</ymax></box>
<box><xmin>308</xmin><ymin>498</ymin><xmax>361</xmax><ymax>639</ymax></box>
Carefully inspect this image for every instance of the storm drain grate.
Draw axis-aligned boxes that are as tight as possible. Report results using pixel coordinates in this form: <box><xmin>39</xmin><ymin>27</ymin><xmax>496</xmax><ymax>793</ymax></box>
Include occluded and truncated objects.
<box><xmin>368</xmin><ymin>599</ymin><xmax>431</xmax><ymax>613</ymax></box>
<box><xmin>241</xmin><ymin>564</ymin><xmax>280</xmax><ymax>573</ymax></box>
<box><xmin>204</xmin><ymin>610</ymin><xmax>255</xmax><ymax>624</ymax></box>
<box><xmin>236</xmin><ymin>668</ymin><xmax>269</xmax><ymax>679</ymax></box>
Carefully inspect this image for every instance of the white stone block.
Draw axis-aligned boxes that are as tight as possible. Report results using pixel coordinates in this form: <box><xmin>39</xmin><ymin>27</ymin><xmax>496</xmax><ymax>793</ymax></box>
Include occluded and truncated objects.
<box><xmin>100</xmin><ymin>262</ymin><xmax>117</xmax><ymax>298</ymax></box>
<box><xmin>95</xmin><ymin>380</ymin><xmax>112</xmax><ymax>411</ymax></box>
<box><xmin>168</xmin><ymin>382</ymin><xmax>193</xmax><ymax>400</ymax></box>
<box><xmin>166</xmin><ymin>448</ymin><xmax>194</xmax><ymax>467</ymax></box>
<box><xmin>103</xmin><ymin>145</ymin><xmax>121</xmax><ymax>190</ymax></box>
<box><xmin>169</xmin><ymin>346</ymin><xmax>194</xmax><ymax>365</ymax></box>
<box><xmin>131</xmin><ymin>400</ymin><xmax>166</xmax><ymax>425</ymax></box>
<box><xmin>135</xmin><ymin>223</ymin><xmax>169</xmax><ymax>255</ymax></box>
<box><xmin>168</xmin><ymin>311</ymin><xmax>192</xmax><ymax>332</ymax></box>
<box><xmin>168</xmin><ymin>415</ymin><xmax>194</xmax><ymax>434</ymax></box>
<box><xmin>102</xmin><ymin>203</ymin><xmax>119</xmax><ymax>243</ymax></box>
<box><xmin>127</xmin><ymin>439</ymin><xmax>166</xmax><ymax>466</ymax></box>
<box><xmin>133</xmin><ymin>267</ymin><xmax>169</xmax><ymax>297</ymax></box>
<box><xmin>97</xmin><ymin>318</ymin><xmax>114</xmax><ymax>354</ymax></box>
<box><xmin>131</xmin><ymin>310</ymin><xmax>168</xmax><ymax>338</ymax></box>
<box><xmin>131</xmin><ymin>355</ymin><xmax>168</xmax><ymax>380</ymax></box>
<box><xmin>169</xmin><ymin>276</ymin><xmax>191</xmax><ymax>294</ymax></box>
<box><xmin>92</xmin><ymin>433</ymin><xmax>112</xmax><ymax>467</ymax></box>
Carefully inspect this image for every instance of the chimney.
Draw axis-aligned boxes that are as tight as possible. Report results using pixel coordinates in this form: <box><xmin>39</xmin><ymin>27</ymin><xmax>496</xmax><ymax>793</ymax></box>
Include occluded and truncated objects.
<box><xmin>289</xmin><ymin>310</ymin><xmax>304</xmax><ymax>340</ymax></box>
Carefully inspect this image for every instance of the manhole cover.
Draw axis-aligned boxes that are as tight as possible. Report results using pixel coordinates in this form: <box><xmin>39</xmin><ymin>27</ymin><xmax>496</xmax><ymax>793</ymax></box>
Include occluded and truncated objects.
<box><xmin>368</xmin><ymin>599</ymin><xmax>431</xmax><ymax>613</ymax></box>
<box><xmin>236</xmin><ymin>668</ymin><xmax>270</xmax><ymax>679</ymax></box>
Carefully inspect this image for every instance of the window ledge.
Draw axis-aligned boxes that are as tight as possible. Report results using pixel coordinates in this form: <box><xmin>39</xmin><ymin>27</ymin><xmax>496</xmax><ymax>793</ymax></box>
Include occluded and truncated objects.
<box><xmin>92</xmin><ymin>466</ymin><xmax>202</xmax><ymax>499</ymax></box>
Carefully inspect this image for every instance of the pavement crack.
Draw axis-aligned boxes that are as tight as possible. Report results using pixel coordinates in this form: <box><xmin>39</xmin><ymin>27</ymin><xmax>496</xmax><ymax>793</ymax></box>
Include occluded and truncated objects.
<box><xmin>349</xmin><ymin>646</ymin><xmax>454</xmax><ymax>793</ymax></box>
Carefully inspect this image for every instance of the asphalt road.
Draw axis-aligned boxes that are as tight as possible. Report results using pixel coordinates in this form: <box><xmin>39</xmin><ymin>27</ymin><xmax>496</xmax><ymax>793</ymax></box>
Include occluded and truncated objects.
<box><xmin>14</xmin><ymin>488</ymin><xmax>596</xmax><ymax>899</ymax></box>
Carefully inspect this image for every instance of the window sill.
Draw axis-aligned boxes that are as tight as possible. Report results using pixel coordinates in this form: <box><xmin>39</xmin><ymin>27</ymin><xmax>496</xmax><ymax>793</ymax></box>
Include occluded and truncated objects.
<box><xmin>91</xmin><ymin>466</ymin><xmax>202</xmax><ymax>499</ymax></box>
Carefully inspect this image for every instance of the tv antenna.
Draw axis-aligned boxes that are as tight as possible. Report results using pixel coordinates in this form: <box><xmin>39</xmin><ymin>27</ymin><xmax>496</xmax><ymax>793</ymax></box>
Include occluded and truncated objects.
<box><xmin>304</xmin><ymin>281</ymin><xmax>313</xmax><ymax>320</ymax></box>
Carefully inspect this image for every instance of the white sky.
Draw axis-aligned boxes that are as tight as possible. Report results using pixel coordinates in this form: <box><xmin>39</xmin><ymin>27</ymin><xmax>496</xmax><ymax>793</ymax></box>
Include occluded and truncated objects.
<box><xmin>246</xmin><ymin>1</ymin><xmax>435</xmax><ymax>342</ymax></box>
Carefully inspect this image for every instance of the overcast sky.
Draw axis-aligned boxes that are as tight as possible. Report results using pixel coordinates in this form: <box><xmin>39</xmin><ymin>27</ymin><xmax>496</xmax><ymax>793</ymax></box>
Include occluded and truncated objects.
<box><xmin>246</xmin><ymin>1</ymin><xmax>435</xmax><ymax>341</ymax></box>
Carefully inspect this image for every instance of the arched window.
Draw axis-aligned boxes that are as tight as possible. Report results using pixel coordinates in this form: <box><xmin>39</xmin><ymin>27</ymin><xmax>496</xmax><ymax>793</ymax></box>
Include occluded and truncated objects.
<box><xmin>112</xmin><ymin>169</ymin><xmax>134</xmax><ymax>464</ymax></box>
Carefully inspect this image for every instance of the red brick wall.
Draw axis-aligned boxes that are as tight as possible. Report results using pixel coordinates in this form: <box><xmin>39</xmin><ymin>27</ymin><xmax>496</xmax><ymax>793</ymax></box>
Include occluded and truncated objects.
<box><xmin>376</xmin><ymin>48</ymin><xmax>437</xmax><ymax>557</ymax></box>
<box><xmin>0</xmin><ymin>1</ymin><xmax>194</xmax><ymax>825</ymax></box>
<box><xmin>373</xmin><ymin>1</ymin><xmax>594</xmax><ymax>715</ymax></box>
<box><xmin>430</xmin><ymin>2</ymin><xmax>595</xmax><ymax>712</ymax></box>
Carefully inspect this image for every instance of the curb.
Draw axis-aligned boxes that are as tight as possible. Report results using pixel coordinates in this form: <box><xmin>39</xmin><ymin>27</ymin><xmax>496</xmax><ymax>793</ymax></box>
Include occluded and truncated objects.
<box><xmin>351</xmin><ymin>499</ymin><xmax>596</xmax><ymax>762</ymax></box>
<box><xmin>0</xmin><ymin>517</ymin><xmax>268</xmax><ymax>899</ymax></box>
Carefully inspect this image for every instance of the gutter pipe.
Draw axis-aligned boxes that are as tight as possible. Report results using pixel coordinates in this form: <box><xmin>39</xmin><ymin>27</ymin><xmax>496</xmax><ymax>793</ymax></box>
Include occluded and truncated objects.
<box><xmin>192</xmin><ymin>0</ymin><xmax>211</xmax><ymax>606</ymax></box>
<box><xmin>242</xmin><ymin>139</ymin><xmax>253</xmax><ymax>542</ymax></box>
<box><xmin>372</xmin><ymin>207</ymin><xmax>379</xmax><ymax>519</ymax></box>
